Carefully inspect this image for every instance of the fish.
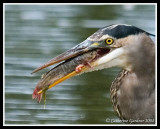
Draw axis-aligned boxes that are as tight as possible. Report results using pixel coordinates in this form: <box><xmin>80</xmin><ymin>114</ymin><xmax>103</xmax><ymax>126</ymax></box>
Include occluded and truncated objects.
<box><xmin>32</xmin><ymin>50</ymin><xmax>99</xmax><ymax>103</ymax></box>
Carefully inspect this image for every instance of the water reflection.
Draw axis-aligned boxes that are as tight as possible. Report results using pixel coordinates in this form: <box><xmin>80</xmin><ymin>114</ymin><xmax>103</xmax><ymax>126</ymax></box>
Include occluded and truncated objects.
<box><xmin>5</xmin><ymin>4</ymin><xmax>155</xmax><ymax>125</ymax></box>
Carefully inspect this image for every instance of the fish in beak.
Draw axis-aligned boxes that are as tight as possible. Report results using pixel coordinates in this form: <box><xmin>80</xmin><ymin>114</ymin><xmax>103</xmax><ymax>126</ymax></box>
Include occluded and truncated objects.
<box><xmin>32</xmin><ymin>39</ymin><xmax>114</xmax><ymax>103</ymax></box>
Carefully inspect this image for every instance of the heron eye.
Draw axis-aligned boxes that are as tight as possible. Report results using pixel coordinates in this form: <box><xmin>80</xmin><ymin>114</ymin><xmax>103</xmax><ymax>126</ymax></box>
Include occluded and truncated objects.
<box><xmin>105</xmin><ymin>38</ymin><xmax>114</xmax><ymax>45</ymax></box>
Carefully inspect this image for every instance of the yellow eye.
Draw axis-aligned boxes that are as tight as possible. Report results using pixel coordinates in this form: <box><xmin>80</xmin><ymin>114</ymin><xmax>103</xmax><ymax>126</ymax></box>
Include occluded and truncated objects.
<box><xmin>105</xmin><ymin>38</ymin><xmax>114</xmax><ymax>45</ymax></box>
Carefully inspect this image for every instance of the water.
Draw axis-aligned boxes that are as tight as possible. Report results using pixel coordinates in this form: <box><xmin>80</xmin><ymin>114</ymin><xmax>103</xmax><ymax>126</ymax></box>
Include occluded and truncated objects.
<box><xmin>4</xmin><ymin>4</ymin><xmax>155</xmax><ymax>125</ymax></box>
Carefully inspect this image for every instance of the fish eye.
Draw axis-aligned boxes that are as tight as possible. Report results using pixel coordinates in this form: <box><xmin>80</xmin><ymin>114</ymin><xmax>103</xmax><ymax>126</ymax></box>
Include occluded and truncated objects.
<box><xmin>105</xmin><ymin>38</ymin><xmax>114</xmax><ymax>45</ymax></box>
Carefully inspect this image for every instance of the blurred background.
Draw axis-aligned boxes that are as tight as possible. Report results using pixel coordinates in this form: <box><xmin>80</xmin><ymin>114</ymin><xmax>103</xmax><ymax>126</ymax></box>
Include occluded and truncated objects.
<box><xmin>4</xmin><ymin>4</ymin><xmax>155</xmax><ymax>125</ymax></box>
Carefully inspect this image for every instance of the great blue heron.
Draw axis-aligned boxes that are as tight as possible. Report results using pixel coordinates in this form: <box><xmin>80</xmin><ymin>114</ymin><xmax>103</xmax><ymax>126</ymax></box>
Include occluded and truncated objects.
<box><xmin>32</xmin><ymin>24</ymin><xmax>155</xmax><ymax>124</ymax></box>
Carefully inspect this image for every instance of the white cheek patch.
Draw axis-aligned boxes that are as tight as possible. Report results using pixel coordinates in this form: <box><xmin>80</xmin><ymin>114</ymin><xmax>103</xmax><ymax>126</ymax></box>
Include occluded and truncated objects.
<box><xmin>93</xmin><ymin>47</ymin><xmax>132</xmax><ymax>72</ymax></box>
<box><xmin>97</xmin><ymin>47</ymin><xmax>125</xmax><ymax>66</ymax></box>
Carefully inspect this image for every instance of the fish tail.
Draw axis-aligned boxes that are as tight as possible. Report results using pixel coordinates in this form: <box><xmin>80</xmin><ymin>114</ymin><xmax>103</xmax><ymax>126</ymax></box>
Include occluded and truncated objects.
<box><xmin>32</xmin><ymin>87</ymin><xmax>43</xmax><ymax>103</ymax></box>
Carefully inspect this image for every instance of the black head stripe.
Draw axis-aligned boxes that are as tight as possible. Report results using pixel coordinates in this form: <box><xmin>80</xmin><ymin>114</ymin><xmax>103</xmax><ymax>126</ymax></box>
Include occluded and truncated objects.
<box><xmin>90</xmin><ymin>24</ymin><xmax>155</xmax><ymax>40</ymax></box>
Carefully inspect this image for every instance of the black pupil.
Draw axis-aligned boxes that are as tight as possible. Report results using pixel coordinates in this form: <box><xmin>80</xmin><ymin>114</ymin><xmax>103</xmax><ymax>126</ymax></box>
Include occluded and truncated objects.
<box><xmin>108</xmin><ymin>39</ymin><xmax>111</xmax><ymax>42</ymax></box>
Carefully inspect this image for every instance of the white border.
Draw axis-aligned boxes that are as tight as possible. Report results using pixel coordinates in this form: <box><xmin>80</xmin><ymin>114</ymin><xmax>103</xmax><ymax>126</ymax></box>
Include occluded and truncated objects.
<box><xmin>3</xmin><ymin>3</ymin><xmax>6</xmax><ymax>127</ymax></box>
<box><xmin>3</xmin><ymin>3</ymin><xmax>157</xmax><ymax>126</ymax></box>
<box><xmin>3</xmin><ymin>3</ymin><xmax>157</xmax><ymax>5</ymax></box>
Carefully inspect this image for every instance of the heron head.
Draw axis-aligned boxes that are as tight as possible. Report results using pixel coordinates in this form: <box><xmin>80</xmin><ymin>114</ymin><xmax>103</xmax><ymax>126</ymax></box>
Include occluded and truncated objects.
<box><xmin>32</xmin><ymin>24</ymin><xmax>155</xmax><ymax>92</ymax></box>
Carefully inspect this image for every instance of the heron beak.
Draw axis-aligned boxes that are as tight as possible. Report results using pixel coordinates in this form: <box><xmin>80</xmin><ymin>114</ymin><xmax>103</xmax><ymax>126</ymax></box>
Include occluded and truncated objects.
<box><xmin>32</xmin><ymin>40</ymin><xmax>101</xmax><ymax>74</ymax></box>
<box><xmin>32</xmin><ymin>39</ymin><xmax>111</xmax><ymax>102</ymax></box>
